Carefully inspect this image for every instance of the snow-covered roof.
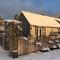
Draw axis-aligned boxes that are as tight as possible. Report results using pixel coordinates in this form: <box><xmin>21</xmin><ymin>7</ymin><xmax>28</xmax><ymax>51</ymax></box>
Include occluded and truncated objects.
<box><xmin>48</xmin><ymin>40</ymin><xmax>54</xmax><ymax>44</ymax></box>
<box><xmin>41</xmin><ymin>47</ymin><xmax>50</xmax><ymax>50</ymax></box>
<box><xmin>55</xmin><ymin>40</ymin><xmax>60</xmax><ymax>43</ymax></box>
<box><xmin>36</xmin><ymin>42</ymin><xmax>42</xmax><ymax>46</ymax></box>
<box><xmin>20</xmin><ymin>37</ymin><xmax>28</xmax><ymax>41</ymax></box>
<box><xmin>22</xmin><ymin>11</ymin><xmax>60</xmax><ymax>27</ymax></box>
<box><xmin>53</xmin><ymin>45</ymin><xmax>57</xmax><ymax>48</ymax></box>
<box><xmin>4</xmin><ymin>19</ymin><xmax>22</xmax><ymax>24</ymax></box>
<box><xmin>23</xmin><ymin>37</ymin><xmax>28</xmax><ymax>40</ymax></box>
<box><xmin>57</xmin><ymin>44</ymin><xmax>60</xmax><ymax>48</ymax></box>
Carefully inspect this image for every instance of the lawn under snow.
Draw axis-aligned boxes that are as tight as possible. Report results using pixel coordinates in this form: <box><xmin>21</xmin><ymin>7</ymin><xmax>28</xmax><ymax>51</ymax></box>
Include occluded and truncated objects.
<box><xmin>0</xmin><ymin>46</ymin><xmax>60</xmax><ymax>60</ymax></box>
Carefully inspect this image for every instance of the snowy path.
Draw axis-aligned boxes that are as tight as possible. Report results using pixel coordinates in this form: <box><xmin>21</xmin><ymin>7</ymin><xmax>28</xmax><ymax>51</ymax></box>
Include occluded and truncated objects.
<box><xmin>0</xmin><ymin>46</ymin><xmax>60</xmax><ymax>60</ymax></box>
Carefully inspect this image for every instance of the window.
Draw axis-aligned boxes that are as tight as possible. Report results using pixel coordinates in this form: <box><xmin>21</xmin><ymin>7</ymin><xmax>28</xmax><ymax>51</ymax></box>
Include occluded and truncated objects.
<box><xmin>40</xmin><ymin>28</ymin><xmax>41</xmax><ymax>37</ymax></box>
<box><xmin>35</xmin><ymin>26</ymin><xmax>38</xmax><ymax>38</ymax></box>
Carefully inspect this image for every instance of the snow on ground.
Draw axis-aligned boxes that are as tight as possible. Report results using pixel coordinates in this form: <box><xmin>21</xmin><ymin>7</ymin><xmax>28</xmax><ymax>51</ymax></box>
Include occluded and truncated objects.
<box><xmin>0</xmin><ymin>46</ymin><xmax>60</xmax><ymax>60</ymax></box>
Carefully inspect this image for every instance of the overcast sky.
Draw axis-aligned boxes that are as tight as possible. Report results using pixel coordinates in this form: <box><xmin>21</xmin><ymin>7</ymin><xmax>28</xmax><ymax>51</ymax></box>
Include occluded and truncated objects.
<box><xmin>0</xmin><ymin>0</ymin><xmax>60</xmax><ymax>19</ymax></box>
